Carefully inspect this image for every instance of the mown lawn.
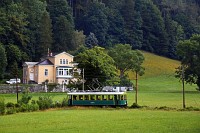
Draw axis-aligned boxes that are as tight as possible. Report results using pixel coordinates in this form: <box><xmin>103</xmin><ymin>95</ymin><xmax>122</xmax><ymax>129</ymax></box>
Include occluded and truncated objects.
<box><xmin>0</xmin><ymin>109</ymin><xmax>200</xmax><ymax>133</ymax></box>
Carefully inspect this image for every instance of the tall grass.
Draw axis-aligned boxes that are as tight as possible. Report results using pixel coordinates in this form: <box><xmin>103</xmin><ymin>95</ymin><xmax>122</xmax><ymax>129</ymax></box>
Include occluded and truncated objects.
<box><xmin>128</xmin><ymin>51</ymin><xmax>180</xmax><ymax>79</ymax></box>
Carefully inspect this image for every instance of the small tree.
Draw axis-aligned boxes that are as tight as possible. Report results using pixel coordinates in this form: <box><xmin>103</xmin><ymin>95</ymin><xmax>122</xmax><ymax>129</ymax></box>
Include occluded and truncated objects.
<box><xmin>176</xmin><ymin>34</ymin><xmax>200</xmax><ymax>91</ymax></box>
<box><xmin>108</xmin><ymin>44</ymin><xmax>145</xmax><ymax>104</ymax></box>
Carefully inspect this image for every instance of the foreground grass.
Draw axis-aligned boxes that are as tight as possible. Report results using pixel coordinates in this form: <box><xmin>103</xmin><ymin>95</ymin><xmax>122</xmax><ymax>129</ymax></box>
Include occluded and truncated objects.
<box><xmin>0</xmin><ymin>109</ymin><xmax>200</xmax><ymax>133</ymax></box>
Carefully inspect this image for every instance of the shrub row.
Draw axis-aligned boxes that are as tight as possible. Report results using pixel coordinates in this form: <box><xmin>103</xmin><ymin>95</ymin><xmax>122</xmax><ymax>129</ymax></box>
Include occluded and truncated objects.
<box><xmin>0</xmin><ymin>94</ymin><xmax>69</xmax><ymax>115</ymax></box>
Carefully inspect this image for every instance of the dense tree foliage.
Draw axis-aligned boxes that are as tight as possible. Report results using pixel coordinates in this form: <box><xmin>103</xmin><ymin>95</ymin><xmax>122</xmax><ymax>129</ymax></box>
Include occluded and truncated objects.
<box><xmin>0</xmin><ymin>0</ymin><xmax>200</xmax><ymax>79</ymax></box>
<box><xmin>108</xmin><ymin>44</ymin><xmax>144</xmax><ymax>78</ymax></box>
<box><xmin>176</xmin><ymin>34</ymin><xmax>200</xmax><ymax>90</ymax></box>
<box><xmin>0</xmin><ymin>43</ymin><xmax>7</xmax><ymax>79</ymax></box>
<box><xmin>75</xmin><ymin>46</ymin><xmax>117</xmax><ymax>88</ymax></box>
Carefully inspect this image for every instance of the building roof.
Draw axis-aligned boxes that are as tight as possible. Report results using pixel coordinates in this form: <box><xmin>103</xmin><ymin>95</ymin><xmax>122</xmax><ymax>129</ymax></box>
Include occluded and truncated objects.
<box><xmin>54</xmin><ymin>51</ymin><xmax>74</xmax><ymax>58</ymax></box>
<box><xmin>23</xmin><ymin>62</ymin><xmax>38</xmax><ymax>66</ymax></box>
<box><xmin>36</xmin><ymin>59</ymin><xmax>54</xmax><ymax>65</ymax></box>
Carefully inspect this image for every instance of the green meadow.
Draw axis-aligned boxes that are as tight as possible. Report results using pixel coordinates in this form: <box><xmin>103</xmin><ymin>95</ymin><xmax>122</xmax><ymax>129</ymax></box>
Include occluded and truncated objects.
<box><xmin>0</xmin><ymin>52</ymin><xmax>200</xmax><ymax>133</ymax></box>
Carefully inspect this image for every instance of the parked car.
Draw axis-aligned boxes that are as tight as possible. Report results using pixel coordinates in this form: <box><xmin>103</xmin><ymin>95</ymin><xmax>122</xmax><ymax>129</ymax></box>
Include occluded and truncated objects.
<box><xmin>6</xmin><ymin>78</ymin><xmax>21</xmax><ymax>84</ymax></box>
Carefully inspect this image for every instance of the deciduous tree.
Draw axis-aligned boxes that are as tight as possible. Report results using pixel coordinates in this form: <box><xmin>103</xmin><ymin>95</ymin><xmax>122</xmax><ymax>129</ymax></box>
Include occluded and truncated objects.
<box><xmin>75</xmin><ymin>46</ymin><xmax>117</xmax><ymax>89</ymax></box>
<box><xmin>176</xmin><ymin>34</ymin><xmax>200</xmax><ymax>90</ymax></box>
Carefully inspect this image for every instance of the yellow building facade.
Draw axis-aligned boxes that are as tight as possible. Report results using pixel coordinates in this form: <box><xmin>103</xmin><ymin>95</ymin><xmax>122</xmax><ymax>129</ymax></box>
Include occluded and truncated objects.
<box><xmin>23</xmin><ymin>52</ymin><xmax>75</xmax><ymax>84</ymax></box>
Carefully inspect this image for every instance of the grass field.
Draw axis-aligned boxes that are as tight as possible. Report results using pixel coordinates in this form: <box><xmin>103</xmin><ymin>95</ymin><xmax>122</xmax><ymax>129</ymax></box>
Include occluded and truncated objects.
<box><xmin>0</xmin><ymin>52</ymin><xmax>200</xmax><ymax>133</ymax></box>
<box><xmin>0</xmin><ymin>109</ymin><xmax>200</xmax><ymax>133</ymax></box>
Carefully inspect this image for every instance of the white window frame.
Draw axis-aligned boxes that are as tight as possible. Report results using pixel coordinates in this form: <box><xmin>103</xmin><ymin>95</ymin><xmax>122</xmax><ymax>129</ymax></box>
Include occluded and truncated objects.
<box><xmin>57</xmin><ymin>68</ymin><xmax>71</xmax><ymax>76</ymax></box>
<box><xmin>63</xmin><ymin>59</ymin><xmax>66</xmax><ymax>64</ymax></box>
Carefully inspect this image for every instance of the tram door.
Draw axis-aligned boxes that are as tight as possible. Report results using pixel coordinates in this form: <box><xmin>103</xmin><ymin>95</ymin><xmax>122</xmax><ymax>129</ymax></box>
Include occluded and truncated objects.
<box><xmin>114</xmin><ymin>95</ymin><xmax>118</xmax><ymax>105</ymax></box>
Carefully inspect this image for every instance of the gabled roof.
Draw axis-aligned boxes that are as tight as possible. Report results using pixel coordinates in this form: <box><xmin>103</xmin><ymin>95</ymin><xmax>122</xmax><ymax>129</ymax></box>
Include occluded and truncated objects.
<box><xmin>53</xmin><ymin>51</ymin><xmax>74</xmax><ymax>58</ymax></box>
<box><xmin>23</xmin><ymin>62</ymin><xmax>38</xmax><ymax>66</ymax></box>
<box><xmin>36</xmin><ymin>59</ymin><xmax>53</xmax><ymax>65</ymax></box>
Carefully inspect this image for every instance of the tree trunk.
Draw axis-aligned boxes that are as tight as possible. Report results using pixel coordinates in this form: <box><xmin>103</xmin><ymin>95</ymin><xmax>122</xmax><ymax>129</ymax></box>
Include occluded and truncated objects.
<box><xmin>120</xmin><ymin>69</ymin><xmax>124</xmax><ymax>78</ymax></box>
<box><xmin>135</xmin><ymin>72</ymin><xmax>138</xmax><ymax>104</ymax></box>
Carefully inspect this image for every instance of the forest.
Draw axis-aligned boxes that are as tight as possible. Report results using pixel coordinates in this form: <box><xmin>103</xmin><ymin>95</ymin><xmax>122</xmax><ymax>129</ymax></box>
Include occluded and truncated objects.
<box><xmin>0</xmin><ymin>0</ymin><xmax>200</xmax><ymax>79</ymax></box>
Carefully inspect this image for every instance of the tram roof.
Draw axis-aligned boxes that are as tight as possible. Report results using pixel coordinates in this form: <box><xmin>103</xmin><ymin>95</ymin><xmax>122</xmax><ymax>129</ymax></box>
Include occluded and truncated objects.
<box><xmin>67</xmin><ymin>92</ymin><xmax>126</xmax><ymax>95</ymax></box>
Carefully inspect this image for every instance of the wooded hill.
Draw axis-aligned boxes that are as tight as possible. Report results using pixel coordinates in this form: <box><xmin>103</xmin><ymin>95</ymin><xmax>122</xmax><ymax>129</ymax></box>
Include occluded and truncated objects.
<box><xmin>0</xmin><ymin>0</ymin><xmax>199</xmax><ymax>79</ymax></box>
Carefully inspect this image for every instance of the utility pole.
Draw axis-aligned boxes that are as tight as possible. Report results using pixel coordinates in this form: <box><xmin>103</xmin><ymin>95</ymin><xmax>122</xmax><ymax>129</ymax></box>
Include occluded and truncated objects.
<box><xmin>182</xmin><ymin>65</ymin><xmax>186</xmax><ymax>108</ymax></box>
<box><xmin>135</xmin><ymin>72</ymin><xmax>138</xmax><ymax>104</ymax></box>
<box><xmin>82</xmin><ymin>68</ymin><xmax>84</xmax><ymax>91</ymax></box>
<box><xmin>16</xmin><ymin>75</ymin><xmax>19</xmax><ymax>103</ymax></box>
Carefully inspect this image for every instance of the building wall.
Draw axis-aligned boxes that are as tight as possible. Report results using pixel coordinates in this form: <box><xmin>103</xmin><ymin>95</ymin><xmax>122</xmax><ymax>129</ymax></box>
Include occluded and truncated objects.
<box><xmin>37</xmin><ymin>65</ymin><xmax>54</xmax><ymax>84</ymax></box>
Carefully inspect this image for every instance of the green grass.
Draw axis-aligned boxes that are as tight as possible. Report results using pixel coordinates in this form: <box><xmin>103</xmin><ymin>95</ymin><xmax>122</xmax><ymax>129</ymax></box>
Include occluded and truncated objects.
<box><xmin>128</xmin><ymin>51</ymin><xmax>180</xmax><ymax>79</ymax></box>
<box><xmin>1</xmin><ymin>109</ymin><xmax>200</xmax><ymax>133</ymax></box>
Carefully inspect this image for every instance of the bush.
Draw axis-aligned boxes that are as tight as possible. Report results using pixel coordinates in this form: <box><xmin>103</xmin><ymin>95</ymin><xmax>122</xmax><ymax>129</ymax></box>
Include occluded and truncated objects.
<box><xmin>130</xmin><ymin>103</ymin><xmax>142</xmax><ymax>109</ymax></box>
<box><xmin>19</xmin><ymin>103</ymin><xmax>29</xmax><ymax>112</ymax></box>
<box><xmin>6</xmin><ymin>108</ymin><xmax>16</xmax><ymax>115</ymax></box>
<box><xmin>18</xmin><ymin>93</ymin><xmax>32</xmax><ymax>105</ymax></box>
<box><xmin>55</xmin><ymin>101</ymin><xmax>62</xmax><ymax>108</ymax></box>
<box><xmin>37</xmin><ymin>96</ymin><xmax>53</xmax><ymax>110</ymax></box>
<box><xmin>6</xmin><ymin>102</ymin><xmax>15</xmax><ymax>108</ymax></box>
<box><xmin>15</xmin><ymin>103</ymin><xmax>20</xmax><ymax>108</ymax></box>
<box><xmin>62</xmin><ymin>97</ymin><xmax>68</xmax><ymax>107</ymax></box>
<box><xmin>47</xmin><ymin>83</ymin><xmax>58</xmax><ymax>92</ymax></box>
<box><xmin>0</xmin><ymin>98</ymin><xmax>6</xmax><ymax>115</ymax></box>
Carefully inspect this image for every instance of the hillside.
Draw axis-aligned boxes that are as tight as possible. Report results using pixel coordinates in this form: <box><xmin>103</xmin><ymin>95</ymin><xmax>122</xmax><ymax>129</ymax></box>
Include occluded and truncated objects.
<box><xmin>128</xmin><ymin>51</ymin><xmax>180</xmax><ymax>79</ymax></box>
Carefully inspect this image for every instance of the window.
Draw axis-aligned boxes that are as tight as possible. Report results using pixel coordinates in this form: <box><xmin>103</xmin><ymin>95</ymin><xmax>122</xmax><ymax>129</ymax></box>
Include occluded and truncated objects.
<box><xmin>73</xmin><ymin>95</ymin><xmax>77</xmax><ymax>100</ymax></box>
<box><xmin>84</xmin><ymin>95</ymin><xmax>89</xmax><ymax>100</ymax></box>
<box><xmin>63</xmin><ymin>59</ymin><xmax>66</xmax><ymax>64</ymax></box>
<box><xmin>90</xmin><ymin>95</ymin><xmax>95</xmax><ymax>100</ymax></box>
<box><xmin>108</xmin><ymin>95</ymin><xmax>113</xmax><ymax>100</ymax></box>
<box><xmin>79</xmin><ymin>95</ymin><xmax>83</xmax><ymax>100</ymax></box>
<box><xmin>96</xmin><ymin>95</ymin><xmax>101</xmax><ymax>100</ymax></box>
<box><xmin>102</xmin><ymin>95</ymin><xmax>107</xmax><ymax>100</ymax></box>
<box><xmin>57</xmin><ymin>68</ymin><xmax>71</xmax><ymax>76</ymax></box>
<box><xmin>45</xmin><ymin>69</ymin><xmax>48</xmax><ymax>76</ymax></box>
<box><xmin>60</xmin><ymin>59</ymin><xmax>68</xmax><ymax>64</ymax></box>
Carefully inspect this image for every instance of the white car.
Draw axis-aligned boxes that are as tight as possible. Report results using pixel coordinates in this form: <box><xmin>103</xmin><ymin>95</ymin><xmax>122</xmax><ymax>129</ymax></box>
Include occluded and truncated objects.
<box><xmin>6</xmin><ymin>78</ymin><xmax>21</xmax><ymax>84</ymax></box>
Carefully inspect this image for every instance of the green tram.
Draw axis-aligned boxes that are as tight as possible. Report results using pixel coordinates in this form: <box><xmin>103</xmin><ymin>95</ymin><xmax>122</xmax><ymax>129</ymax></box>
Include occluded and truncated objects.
<box><xmin>67</xmin><ymin>92</ymin><xmax>127</xmax><ymax>106</ymax></box>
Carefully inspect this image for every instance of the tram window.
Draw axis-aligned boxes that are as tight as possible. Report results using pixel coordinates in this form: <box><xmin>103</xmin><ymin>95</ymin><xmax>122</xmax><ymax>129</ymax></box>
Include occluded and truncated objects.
<box><xmin>96</xmin><ymin>95</ymin><xmax>101</xmax><ymax>100</ymax></box>
<box><xmin>118</xmin><ymin>95</ymin><xmax>120</xmax><ymax>100</ymax></box>
<box><xmin>73</xmin><ymin>95</ymin><xmax>77</xmax><ymax>100</ymax></box>
<box><xmin>79</xmin><ymin>95</ymin><xmax>83</xmax><ymax>100</ymax></box>
<box><xmin>108</xmin><ymin>95</ymin><xmax>113</xmax><ymax>100</ymax></box>
<box><xmin>85</xmin><ymin>95</ymin><xmax>89</xmax><ymax>100</ymax></box>
<box><xmin>124</xmin><ymin>95</ymin><xmax>127</xmax><ymax>100</ymax></box>
<box><xmin>102</xmin><ymin>95</ymin><xmax>107</xmax><ymax>100</ymax></box>
<box><xmin>90</xmin><ymin>95</ymin><xmax>95</xmax><ymax>100</ymax></box>
<box><xmin>68</xmin><ymin>95</ymin><xmax>71</xmax><ymax>99</ymax></box>
<box><xmin>121</xmin><ymin>95</ymin><xmax>124</xmax><ymax>100</ymax></box>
